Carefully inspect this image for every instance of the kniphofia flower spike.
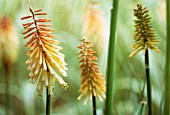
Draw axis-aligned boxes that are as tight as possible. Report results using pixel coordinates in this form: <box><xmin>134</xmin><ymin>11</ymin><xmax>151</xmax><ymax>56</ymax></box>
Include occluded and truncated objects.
<box><xmin>77</xmin><ymin>37</ymin><xmax>106</xmax><ymax>105</ymax></box>
<box><xmin>21</xmin><ymin>7</ymin><xmax>68</xmax><ymax>96</ymax></box>
<box><xmin>129</xmin><ymin>4</ymin><xmax>161</xmax><ymax>57</ymax></box>
<box><xmin>82</xmin><ymin>2</ymin><xmax>106</xmax><ymax>56</ymax></box>
<box><xmin>0</xmin><ymin>16</ymin><xmax>19</xmax><ymax>66</ymax></box>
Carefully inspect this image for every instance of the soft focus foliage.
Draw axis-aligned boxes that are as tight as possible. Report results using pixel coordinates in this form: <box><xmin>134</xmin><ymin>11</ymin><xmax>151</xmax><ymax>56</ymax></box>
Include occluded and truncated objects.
<box><xmin>0</xmin><ymin>0</ymin><xmax>166</xmax><ymax>115</ymax></box>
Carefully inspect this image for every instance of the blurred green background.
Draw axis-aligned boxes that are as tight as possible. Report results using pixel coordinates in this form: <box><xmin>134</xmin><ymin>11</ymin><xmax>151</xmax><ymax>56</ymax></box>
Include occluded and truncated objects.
<box><xmin>0</xmin><ymin>0</ymin><xmax>166</xmax><ymax>115</ymax></box>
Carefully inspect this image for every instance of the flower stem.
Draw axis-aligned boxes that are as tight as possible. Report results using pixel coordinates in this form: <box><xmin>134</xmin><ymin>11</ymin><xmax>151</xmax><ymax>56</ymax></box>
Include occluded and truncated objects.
<box><xmin>105</xmin><ymin>0</ymin><xmax>119</xmax><ymax>115</ymax></box>
<box><xmin>92</xmin><ymin>95</ymin><xmax>96</xmax><ymax>115</ymax></box>
<box><xmin>46</xmin><ymin>88</ymin><xmax>51</xmax><ymax>115</ymax></box>
<box><xmin>3</xmin><ymin>60</ymin><xmax>10</xmax><ymax>115</ymax></box>
<box><xmin>145</xmin><ymin>49</ymin><xmax>152</xmax><ymax>115</ymax></box>
<box><xmin>5</xmin><ymin>70</ymin><xmax>10</xmax><ymax>115</ymax></box>
<box><xmin>163</xmin><ymin>0</ymin><xmax>170</xmax><ymax>114</ymax></box>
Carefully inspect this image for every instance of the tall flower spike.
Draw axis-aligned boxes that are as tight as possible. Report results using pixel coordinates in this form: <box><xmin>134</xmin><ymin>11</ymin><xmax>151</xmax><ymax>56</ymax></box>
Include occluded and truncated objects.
<box><xmin>77</xmin><ymin>38</ymin><xmax>106</xmax><ymax>105</ymax></box>
<box><xmin>129</xmin><ymin>4</ymin><xmax>161</xmax><ymax>57</ymax></box>
<box><xmin>0</xmin><ymin>16</ymin><xmax>19</xmax><ymax>67</ymax></box>
<box><xmin>21</xmin><ymin>7</ymin><xmax>68</xmax><ymax>96</ymax></box>
<box><xmin>82</xmin><ymin>2</ymin><xmax>106</xmax><ymax>56</ymax></box>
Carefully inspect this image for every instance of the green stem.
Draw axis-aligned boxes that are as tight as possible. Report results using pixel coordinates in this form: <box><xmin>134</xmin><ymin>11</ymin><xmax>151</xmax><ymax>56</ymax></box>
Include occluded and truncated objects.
<box><xmin>163</xmin><ymin>0</ymin><xmax>170</xmax><ymax>114</ymax></box>
<box><xmin>105</xmin><ymin>0</ymin><xmax>119</xmax><ymax>115</ymax></box>
<box><xmin>46</xmin><ymin>88</ymin><xmax>51</xmax><ymax>115</ymax></box>
<box><xmin>139</xmin><ymin>81</ymin><xmax>146</xmax><ymax>115</ymax></box>
<box><xmin>145</xmin><ymin>49</ymin><xmax>152</xmax><ymax>115</ymax></box>
<box><xmin>92</xmin><ymin>95</ymin><xmax>96</xmax><ymax>115</ymax></box>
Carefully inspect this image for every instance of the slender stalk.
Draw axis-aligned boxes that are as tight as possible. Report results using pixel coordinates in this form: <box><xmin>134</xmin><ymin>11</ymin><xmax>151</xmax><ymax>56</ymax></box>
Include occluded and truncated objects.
<box><xmin>3</xmin><ymin>60</ymin><xmax>10</xmax><ymax>115</ymax></box>
<box><xmin>139</xmin><ymin>81</ymin><xmax>146</xmax><ymax>115</ymax></box>
<box><xmin>46</xmin><ymin>88</ymin><xmax>51</xmax><ymax>115</ymax></box>
<box><xmin>163</xmin><ymin>0</ymin><xmax>170</xmax><ymax>114</ymax></box>
<box><xmin>145</xmin><ymin>49</ymin><xmax>152</xmax><ymax>115</ymax></box>
<box><xmin>92</xmin><ymin>95</ymin><xmax>96</xmax><ymax>115</ymax></box>
<box><xmin>5</xmin><ymin>70</ymin><xmax>10</xmax><ymax>115</ymax></box>
<box><xmin>105</xmin><ymin>0</ymin><xmax>119</xmax><ymax>115</ymax></box>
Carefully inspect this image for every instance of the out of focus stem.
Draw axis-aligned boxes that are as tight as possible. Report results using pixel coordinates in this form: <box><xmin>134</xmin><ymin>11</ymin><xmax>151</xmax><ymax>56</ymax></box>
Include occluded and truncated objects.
<box><xmin>3</xmin><ymin>60</ymin><xmax>10</xmax><ymax>115</ymax></box>
<box><xmin>5</xmin><ymin>70</ymin><xmax>10</xmax><ymax>115</ymax></box>
<box><xmin>163</xmin><ymin>0</ymin><xmax>170</xmax><ymax>114</ymax></box>
<box><xmin>105</xmin><ymin>0</ymin><xmax>119</xmax><ymax>115</ymax></box>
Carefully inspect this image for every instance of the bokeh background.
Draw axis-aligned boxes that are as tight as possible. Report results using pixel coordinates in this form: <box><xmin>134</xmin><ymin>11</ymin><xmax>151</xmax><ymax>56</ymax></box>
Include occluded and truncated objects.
<box><xmin>0</xmin><ymin>0</ymin><xmax>166</xmax><ymax>115</ymax></box>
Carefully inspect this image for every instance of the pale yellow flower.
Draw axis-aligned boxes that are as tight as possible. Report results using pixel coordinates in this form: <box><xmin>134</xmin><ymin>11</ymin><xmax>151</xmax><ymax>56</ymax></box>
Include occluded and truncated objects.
<box><xmin>21</xmin><ymin>7</ymin><xmax>68</xmax><ymax>96</ymax></box>
<box><xmin>77</xmin><ymin>38</ymin><xmax>106</xmax><ymax>105</ymax></box>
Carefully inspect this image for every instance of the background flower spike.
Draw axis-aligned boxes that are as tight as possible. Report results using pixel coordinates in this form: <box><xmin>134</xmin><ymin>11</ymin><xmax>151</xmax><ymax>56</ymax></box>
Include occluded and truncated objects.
<box><xmin>82</xmin><ymin>2</ymin><xmax>107</xmax><ymax>57</ymax></box>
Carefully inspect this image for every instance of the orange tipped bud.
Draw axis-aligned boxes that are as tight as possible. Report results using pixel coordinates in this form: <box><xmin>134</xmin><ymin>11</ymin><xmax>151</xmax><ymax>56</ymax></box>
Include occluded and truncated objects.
<box><xmin>38</xmin><ymin>24</ymin><xmax>52</xmax><ymax>27</ymax></box>
<box><xmin>34</xmin><ymin>12</ymin><xmax>47</xmax><ymax>15</ymax></box>
<box><xmin>21</xmin><ymin>16</ymin><xmax>32</xmax><ymax>20</ymax></box>
<box><xmin>34</xmin><ymin>8</ymin><xmax>42</xmax><ymax>12</ymax></box>
<box><xmin>36</xmin><ymin>18</ymin><xmax>51</xmax><ymax>22</ymax></box>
